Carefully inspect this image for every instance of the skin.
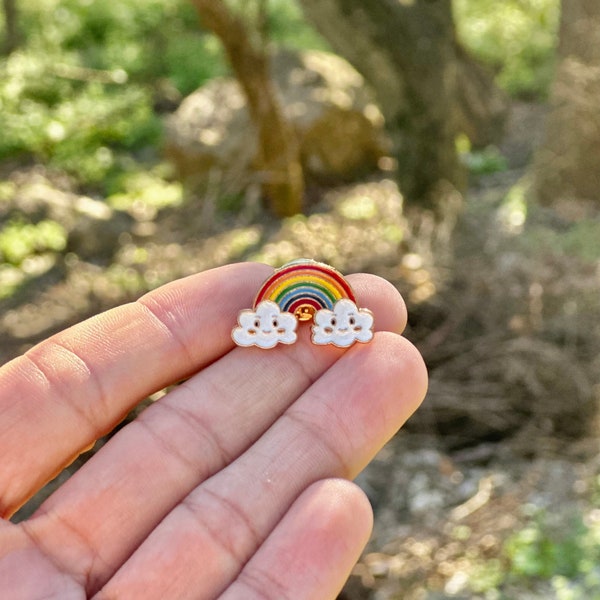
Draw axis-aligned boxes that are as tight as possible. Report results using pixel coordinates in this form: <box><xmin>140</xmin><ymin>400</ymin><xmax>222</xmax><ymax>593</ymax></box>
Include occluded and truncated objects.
<box><xmin>0</xmin><ymin>262</ymin><xmax>428</xmax><ymax>600</ymax></box>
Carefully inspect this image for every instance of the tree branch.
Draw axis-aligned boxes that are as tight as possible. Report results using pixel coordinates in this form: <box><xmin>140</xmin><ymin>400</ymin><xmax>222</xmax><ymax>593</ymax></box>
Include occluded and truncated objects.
<box><xmin>191</xmin><ymin>0</ymin><xmax>304</xmax><ymax>217</ymax></box>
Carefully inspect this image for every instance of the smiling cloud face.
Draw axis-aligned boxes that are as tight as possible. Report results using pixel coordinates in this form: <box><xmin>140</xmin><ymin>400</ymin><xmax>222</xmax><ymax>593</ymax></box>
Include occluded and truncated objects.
<box><xmin>232</xmin><ymin>300</ymin><xmax>298</xmax><ymax>349</ymax></box>
<box><xmin>312</xmin><ymin>299</ymin><xmax>374</xmax><ymax>347</ymax></box>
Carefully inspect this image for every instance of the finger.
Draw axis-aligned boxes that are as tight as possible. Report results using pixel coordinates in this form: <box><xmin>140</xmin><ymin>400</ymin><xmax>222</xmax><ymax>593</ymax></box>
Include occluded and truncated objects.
<box><xmin>0</xmin><ymin>521</ymin><xmax>82</xmax><ymax>599</ymax></box>
<box><xmin>0</xmin><ymin>262</ymin><xmax>272</xmax><ymax>517</ymax></box>
<box><xmin>92</xmin><ymin>333</ymin><xmax>427</xmax><ymax>599</ymax></box>
<box><xmin>22</xmin><ymin>274</ymin><xmax>407</xmax><ymax>592</ymax></box>
<box><xmin>219</xmin><ymin>479</ymin><xmax>372</xmax><ymax>600</ymax></box>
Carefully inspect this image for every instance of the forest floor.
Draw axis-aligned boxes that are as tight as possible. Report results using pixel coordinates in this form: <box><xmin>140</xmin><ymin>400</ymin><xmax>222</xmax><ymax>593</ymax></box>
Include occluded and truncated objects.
<box><xmin>2</xmin><ymin>101</ymin><xmax>600</xmax><ymax>599</ymax></box>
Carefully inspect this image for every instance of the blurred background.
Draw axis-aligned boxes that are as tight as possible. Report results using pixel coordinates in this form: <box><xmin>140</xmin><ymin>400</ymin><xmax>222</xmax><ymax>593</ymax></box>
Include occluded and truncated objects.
<box><xmin>1</xmin><ymin>0</ymin><xmax>599</xmax><ymax>598</ymax></box>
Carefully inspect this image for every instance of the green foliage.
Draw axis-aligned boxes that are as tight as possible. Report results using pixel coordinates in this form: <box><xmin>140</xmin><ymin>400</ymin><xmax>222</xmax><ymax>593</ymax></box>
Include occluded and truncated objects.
<box><xmin>107</xmin><ymin>169</ymin><xmax>183</xmax><ymax>213</ymax></box>
<box><xmin>469</xmin><ymin>559</ymin><xmax>505</xmax><ymax>594</ymax></box>
<box><xmin>14</xmin><ymin>0</ymin><xmax>224</xmax><ymax>86</ymax></box>
<box><xmin>0</xmin><ymin>0</ymin><xmax>325</xmax><ymax>190</ymax></box>
<box><xmin>264</xmin><ymin>0</ymin><xmax>329</xmax><ymax>50</ymax></box>
<box><xmin>457</xmin><ymin>135</ymin><xmax>508</xmax><ymax>175</ymax></box>
<box><xmin>164</xmin><ymin>33</ymin><xmax>226</xmax><ymax>96</ymax></box>
<box><xmin>520</xmin><ymin>218</ymin><xmax>600</xmax><ymax>263</ymax></box>
<box><xmin>505</xmin><ymin>519</ymin><xmax>584</xmax><ymax>579</ymax></box>
<box><xmin>0</xmin><ymin>70</ymin><xmax>161</xmax><ymax>182</ymax></box>
<box><xmin>469</xmin><ymin>509</ymin><xmax>600</xmax><ymax>597</ymax></box>
<box><xmin>454</xmin><ymin>0</ymin><xmax>560</xmax><ymax>98</ymax></box>
<box><xmin>507</xmin><ymin>512</ymin><xmax>600</xmax><ymax>596</ymax></box>
<box><xmin>0</xmin><ymin>219</ymin><xmax>67</xmax><ymax>265</ymax></box>
<box><xmin>464</xmin><ymin>507</ymin><xmax>600</xmax><ymax>597</ymax></box>
<box><xmin>554</xmin><ymin>221</ymin><xmax>600</xmax><ymax>263</ymax></box>
<box><xmin>220</xmin><ymin>0</ymin><xmax>327</xmax><ymax>50</ymax></box>
<box><xmin>464</xmin><ymin>147</ymin><xmax>508</xmax><ymax>176</ymax></box>
<box><xmin>0</xmin><ymin>0</ymin><xmax>227</xmax><ymax>187</ymax></box>
<box><xmin>552</xmin><ymin>570</ymin><xmax>600</xmax><ymax>600</ymax></box>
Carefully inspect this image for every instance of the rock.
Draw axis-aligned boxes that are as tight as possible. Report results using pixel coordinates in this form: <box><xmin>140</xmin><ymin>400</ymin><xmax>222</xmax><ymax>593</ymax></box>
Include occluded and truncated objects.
<box><xmin>165</xmin><ymin>49</ymin><xmax>388</xmax><ymax>186</ymax></box>
<box><xmin>7</xmin><ymin>173</ymin><xmax>133</xmax><ymax>263</ymax></box>
<box><xmin>66</xmin><ymin>195</ymin><xmax>133</xmax><ymax>262</ymax></box>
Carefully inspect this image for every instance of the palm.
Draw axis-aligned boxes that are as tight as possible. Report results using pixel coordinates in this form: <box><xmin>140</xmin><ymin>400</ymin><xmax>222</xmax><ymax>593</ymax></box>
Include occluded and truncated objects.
<box><xmin>0</xmin><ymin>263</ymin><xmax>426</xmax><ymax>599</ymax></box>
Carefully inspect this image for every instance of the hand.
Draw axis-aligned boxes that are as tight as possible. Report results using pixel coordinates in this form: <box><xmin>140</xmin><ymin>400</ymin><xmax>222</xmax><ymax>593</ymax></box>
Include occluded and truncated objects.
<box><xmin>0</xmin><ymin>263</ymin><xmax>427</xmax><ymax>599</ymax></box>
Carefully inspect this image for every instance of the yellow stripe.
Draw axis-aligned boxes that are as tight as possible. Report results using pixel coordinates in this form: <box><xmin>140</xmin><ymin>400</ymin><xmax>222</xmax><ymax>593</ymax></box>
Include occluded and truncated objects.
<box><xmin>267</xmin><ymin>274</ymin><xmax>343</xmax><ymax>301</ymax></box>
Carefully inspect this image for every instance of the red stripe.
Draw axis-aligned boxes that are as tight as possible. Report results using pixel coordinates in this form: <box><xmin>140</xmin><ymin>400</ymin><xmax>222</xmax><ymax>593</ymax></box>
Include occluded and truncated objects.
<box><xmin>288</xmin><ymin>297</ymin><xmax>323</xmax><ymax>314</ymax></box>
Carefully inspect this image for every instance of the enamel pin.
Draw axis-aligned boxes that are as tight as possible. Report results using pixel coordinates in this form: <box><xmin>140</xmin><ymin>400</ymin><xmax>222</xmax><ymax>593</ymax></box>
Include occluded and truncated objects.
<box><xmin>232</xmin><ymin>259</ymin><xmax>374</xmax><ymax>349</ymax></box>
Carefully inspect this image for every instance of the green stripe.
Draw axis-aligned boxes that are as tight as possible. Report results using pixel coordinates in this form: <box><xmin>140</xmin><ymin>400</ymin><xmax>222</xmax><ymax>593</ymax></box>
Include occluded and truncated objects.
<box><xmin>273</xmin><ymin>281</ymin><xmax>337</xmax><ymax>304</ymax></box>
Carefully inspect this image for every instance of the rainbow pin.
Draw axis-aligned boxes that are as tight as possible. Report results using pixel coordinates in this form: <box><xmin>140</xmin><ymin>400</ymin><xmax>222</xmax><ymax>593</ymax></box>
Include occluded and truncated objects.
<box><xmin>233</xmin><ymin>259</ymin><xmax>374</xmax><ymax>349</ymax></box>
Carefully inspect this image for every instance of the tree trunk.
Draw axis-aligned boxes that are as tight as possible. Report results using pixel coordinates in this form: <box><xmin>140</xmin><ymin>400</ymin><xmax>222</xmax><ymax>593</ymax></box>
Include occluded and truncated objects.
<box><xmin>191</xmin><ymin>1</ymin><xmax>304</xmax><ymax>217</ymax></box>
<box><xmin>2</xmin><ymin>0</ymin><xmax>19</xmax><ymax>55</ymax></box>
<box><xmin>533</xmin><ymin>0</ymin><xmax>600</xmax><ymax>210</ymax></box>
<box><xmin>454</xmin><ymin>43</ymin><xmax>509</xmax><ymax>150</ymax></box>
<box><xmin>299</xmin><ymin>0</ymin><xmax>507</xmax><ymax>208</ymax></box>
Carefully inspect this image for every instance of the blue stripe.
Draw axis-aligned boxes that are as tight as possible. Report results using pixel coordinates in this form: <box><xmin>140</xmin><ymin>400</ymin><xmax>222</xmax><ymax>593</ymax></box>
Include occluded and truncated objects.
<box><xmin>279</xmin><ymin>286</ymin><xmax>334</xmax><ymax>311</ymax></box>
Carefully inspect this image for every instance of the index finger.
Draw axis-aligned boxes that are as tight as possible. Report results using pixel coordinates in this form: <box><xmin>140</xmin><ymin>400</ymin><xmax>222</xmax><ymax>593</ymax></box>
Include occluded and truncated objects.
<box><xmin>0</xmin><ymin>263</ymin><xmax>407</xmax><ymax>517</ymax></box>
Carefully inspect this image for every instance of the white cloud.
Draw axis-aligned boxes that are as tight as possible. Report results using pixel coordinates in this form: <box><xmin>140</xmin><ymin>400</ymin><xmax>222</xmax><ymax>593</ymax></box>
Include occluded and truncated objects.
<box><xmin>232</xmin><ymin>300</ymin><xmax>298</xmax><ymax>349</ymax></box>
<box><xmin>311</xmin><ymin>299</ymin><xmax>374</xmax><ymax>347</ymax></box>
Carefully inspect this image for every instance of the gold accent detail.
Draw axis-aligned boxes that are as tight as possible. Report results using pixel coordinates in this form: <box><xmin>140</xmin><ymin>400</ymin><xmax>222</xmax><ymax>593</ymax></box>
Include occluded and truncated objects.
<box><xmin>294</xmin><ymin>305</ymin><xmax>316</xmax><ymax>321</ymax></box>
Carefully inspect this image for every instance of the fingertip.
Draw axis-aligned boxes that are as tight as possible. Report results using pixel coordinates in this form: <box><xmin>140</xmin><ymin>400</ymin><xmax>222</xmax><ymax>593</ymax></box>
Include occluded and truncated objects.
<box><xmin>218</xmin><ymin>478</ymin><xmax>374</xmax><ymax>600</ymax></box>
<box><xmin>371</xmin><ymin>331</ymin><xmax>429</xmax><ymax>419</ymax></box>
<box><xmin>286</xmin><ymin>478</ymin><xmax>375</xmax><ymax>596</ymax></box>
<box><xmin>309</xmin><ymin>478</ymin><xmax>374</xmax><ymax>545</ymax></box>
<box><xmin>347</xmin><ymin>274</ymin><xmax>407</xmax><ymax>335</ymax></box>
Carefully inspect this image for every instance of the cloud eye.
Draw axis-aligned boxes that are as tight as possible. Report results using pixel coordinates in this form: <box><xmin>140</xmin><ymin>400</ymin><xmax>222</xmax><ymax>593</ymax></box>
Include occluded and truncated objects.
<box><xmin>253</xmin><ymin>318</ymin><xmax>260</xmax><ymax>329</ymax></box>
<box><xmin>330</xmin><ymin>317</ymin><xmax>337</xmax><ymax>327</ymax></box>
<box><xmin>349</xmin><ymin>316</ymin><xmax>356</xmax><ymax>326</ymax></box>
<box><xmin>272</xmin><ymin>318</ymin><xmax>279</xmax><ymax>328</ymax></box>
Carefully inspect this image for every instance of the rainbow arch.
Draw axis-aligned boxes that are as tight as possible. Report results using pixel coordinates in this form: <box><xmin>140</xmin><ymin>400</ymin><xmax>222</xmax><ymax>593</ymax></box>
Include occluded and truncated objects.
<box><xmin>254</xmin><ymin>259</ymin><xmax>355</xmax><ymax>320</ymax></box>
